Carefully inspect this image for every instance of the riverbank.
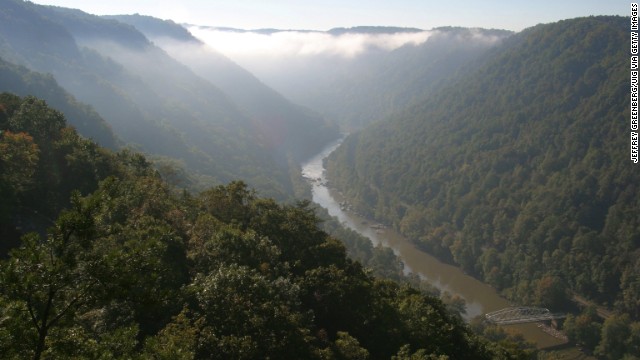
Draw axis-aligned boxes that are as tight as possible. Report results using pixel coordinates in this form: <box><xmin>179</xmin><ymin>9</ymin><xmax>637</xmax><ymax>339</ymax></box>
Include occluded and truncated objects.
<box><xmin>301</xmin><ymin>139</ymin><xmax>570</xmax><ymax>350</ymax></box>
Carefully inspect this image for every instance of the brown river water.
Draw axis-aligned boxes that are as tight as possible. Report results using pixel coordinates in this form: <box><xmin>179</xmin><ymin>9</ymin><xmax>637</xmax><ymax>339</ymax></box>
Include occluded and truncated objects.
<box><xmin>301</xmin><ymin>138</ymin><xmax>567</xmax><ymax>349</ymax></box>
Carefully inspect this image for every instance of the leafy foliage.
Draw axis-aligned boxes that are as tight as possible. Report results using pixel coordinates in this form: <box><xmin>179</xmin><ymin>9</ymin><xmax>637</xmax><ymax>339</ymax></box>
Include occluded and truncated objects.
<box><xmin>0</xmin><ymin>94</ymin><xmax>523</xmax><ymax>359</ymax></box>
<box><xmin>0</xmin><ymin>93</ymin><xmax>122</xmax><ymax>252</ymax></box>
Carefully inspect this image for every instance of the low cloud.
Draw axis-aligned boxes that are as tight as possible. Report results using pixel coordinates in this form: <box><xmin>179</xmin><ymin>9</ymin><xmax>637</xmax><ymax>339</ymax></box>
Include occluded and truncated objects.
<box><xmin>187</xmin><ymin>26</ymin><xmax>434</xmax><ymax>59</ymax></box>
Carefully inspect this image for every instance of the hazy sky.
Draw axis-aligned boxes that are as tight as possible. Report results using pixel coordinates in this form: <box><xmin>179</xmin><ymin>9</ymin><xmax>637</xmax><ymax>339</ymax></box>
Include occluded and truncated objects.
<box><xmin>29</xmin><ymin>0</ymin><xmax>627</xmax><ymax>32</ymax></box>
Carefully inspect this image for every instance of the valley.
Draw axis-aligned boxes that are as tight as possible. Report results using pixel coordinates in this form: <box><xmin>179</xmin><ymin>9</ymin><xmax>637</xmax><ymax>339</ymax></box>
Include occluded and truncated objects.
<box><xmin>0</xmin><ymin>1</ymin><xmax>637</xmax><ymax>358</ymax></box>
<box><xmin>302</xmin><ymin>138</ymin><xmax>569</xmax><ymax>350</ymax></box>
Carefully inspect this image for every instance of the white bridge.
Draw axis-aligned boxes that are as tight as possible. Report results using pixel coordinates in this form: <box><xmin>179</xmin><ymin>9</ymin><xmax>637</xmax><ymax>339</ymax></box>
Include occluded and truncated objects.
<box><xmin>485</xmin><ymin>307</ymin><xmax>566</xmax><ymax>325</ymax></box>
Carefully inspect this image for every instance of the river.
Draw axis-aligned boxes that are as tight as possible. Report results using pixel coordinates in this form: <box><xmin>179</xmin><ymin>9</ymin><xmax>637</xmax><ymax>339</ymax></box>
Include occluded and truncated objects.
<box><xmin>301</xmin><ymin>138</ymin><xmax>567</xmax><ymax>349</ymax></box>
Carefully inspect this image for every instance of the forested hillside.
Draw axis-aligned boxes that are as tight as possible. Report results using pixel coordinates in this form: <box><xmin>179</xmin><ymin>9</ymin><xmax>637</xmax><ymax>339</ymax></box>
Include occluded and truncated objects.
<box><xmin>0</xmin><ymin>56</ymin><xmax>118</xmax><ymax>148</ymax></box>
<box><xmin>0</xmin><ymin>0</ymin><xmax>338</xmax><ymax>198</ymax></box>
<box><xmin>326</xmin><ymin>16</ymin><xmax>639</xmax><ymax>356</ymax></box>
<box><xmin>109</xmin><ymin>14</ymin><xmax>339</xmax><ymax>162</ymax></box>
<box><xmin>0</xmin><ymin>94</ymin><xmax>531</xmax><ymax>359</ymax></box>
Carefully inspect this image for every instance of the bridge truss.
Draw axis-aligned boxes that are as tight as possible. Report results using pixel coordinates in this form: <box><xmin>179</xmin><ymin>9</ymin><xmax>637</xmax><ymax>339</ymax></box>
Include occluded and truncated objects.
<box><xmin>485</xmin><ymin>307</ymin><xmax>566</xmax><ymax>325</ymax></box>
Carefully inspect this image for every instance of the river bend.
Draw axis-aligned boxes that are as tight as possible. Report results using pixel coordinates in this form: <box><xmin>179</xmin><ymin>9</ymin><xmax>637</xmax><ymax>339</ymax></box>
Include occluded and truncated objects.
<box><xmin>301</xmin><ymin>138</ymin><xmax>566</xmax><ymax>348</ymax></box>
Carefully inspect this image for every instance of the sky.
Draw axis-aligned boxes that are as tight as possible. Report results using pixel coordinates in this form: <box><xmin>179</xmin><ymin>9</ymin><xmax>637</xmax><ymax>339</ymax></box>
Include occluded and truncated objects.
<box><xmin>28</xmin><ymin>0</ymin><xmax>628</xmax><ymax>32</ymax></box>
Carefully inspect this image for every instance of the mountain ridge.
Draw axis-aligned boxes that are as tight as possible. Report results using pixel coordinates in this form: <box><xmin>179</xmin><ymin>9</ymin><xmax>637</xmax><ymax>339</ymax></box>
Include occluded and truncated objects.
<box><xmin>0</xmin><ymin>55</ymin><xmax>119</xmax><ymax>148</ymax></box>
<box><xmin>198</xmin><ymin>24</ymin><xmax>512</xmax><ymax>129</ymax></box>
<box><xmin>0</xmin><ymin>0</ymin><xmax>338</xmax><ymax>198</ymax></box>
<box><xmin>109</xmin><ymin>14</ymin><xmax>339</xmax><ymax>162</ymax></box>
<box><xmin>326</xmin><ymin>15</ymin><xmax>636</xmax><ymax>319</ymax></box>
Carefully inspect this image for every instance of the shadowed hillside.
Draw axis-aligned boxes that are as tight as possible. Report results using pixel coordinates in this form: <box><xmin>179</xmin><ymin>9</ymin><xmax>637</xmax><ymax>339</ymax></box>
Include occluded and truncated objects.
<box><xmin>0</xmin><ymin>0</ymin><xmax>338</xmax><ymax>198</ymax></box>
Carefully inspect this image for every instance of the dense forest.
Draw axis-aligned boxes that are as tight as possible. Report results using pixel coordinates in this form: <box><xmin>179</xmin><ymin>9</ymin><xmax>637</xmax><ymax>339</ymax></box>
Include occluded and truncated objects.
<box><xmin>1</xmin><ymin>0</ymin><xmax>637</xmax><ymax>356</ymax></box>
<box><xmin>0</xmin><ymin>93</ymin><xmax>534</xmax><ymax>359</ymax></box>
<box><xmin>326</xmin><ymin>16</ymin><xmax>640</xmax><ymax>357</ymax></box>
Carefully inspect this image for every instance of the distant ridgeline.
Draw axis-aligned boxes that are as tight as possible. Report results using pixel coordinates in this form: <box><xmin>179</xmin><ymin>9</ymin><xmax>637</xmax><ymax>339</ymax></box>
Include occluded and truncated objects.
<box><xmin>231</xmin><ymin>25</ymin><xmax>512</xmax><ymax>130</ymax></box>
<box><xmin>327</xmin><ymin>16</ymin><xmax>639</xmax><ymax>318</ymax></box>
<box><xmin>0</xmin><ymin>0</ymin><xmax>338</xmax><ymax>199</ymax></box>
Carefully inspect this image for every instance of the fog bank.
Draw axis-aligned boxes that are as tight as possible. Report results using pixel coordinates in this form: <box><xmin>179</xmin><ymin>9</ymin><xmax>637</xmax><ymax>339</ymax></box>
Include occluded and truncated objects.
<box><xmin>187</xmin><ymin>27</ymin><xmax>434</xmax><ymax>59</ymax></box>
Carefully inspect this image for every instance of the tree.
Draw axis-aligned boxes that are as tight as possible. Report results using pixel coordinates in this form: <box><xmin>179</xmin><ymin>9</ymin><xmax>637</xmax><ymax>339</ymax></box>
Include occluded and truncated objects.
<box><xmin>563</xmin><ymin>307</ymin><xmax>602</xmax><ymax>351</ymax></box>
<box><xmin>626</xmin><ymin>322</ymin><xmax>640</xmax><ymax>357</ymax></box>
<box><xmin>188</xmin><ymin>264</ymin><xmax>314</xmax><ymax>359</ymax></box>
<box><xmin>188</xmin><ymin>222</ymin><xmax>283</xmax><ymax>276</ymax></box>
<box><xmin>595</xmin><ymin>314</ymin><xmax>631</xmax><ymax>359</ymax></box>
<box><xmin>142</xmin><ymin>310</ymin><xmax>199</xmax><ymax>360</ymax></box>
<box><xmin>0</xmin><ymin>173</ymin><xmax>187</xmax><ymax>358</ymax></box>
<box><xmin>392</xmin><ymin>345</ymin><xmax>446</xmax><ymax>360</ymax></box>
<box><xmin>1</xmin><ymin>224</ymin><xmax>99</xmax><ymax>360</ymax></box>
<box><xmin>329</xmin><ymin>331</ymin><xmax>370</xmax><ymax>360</ymax></box>
<box><xmin>199</xmin><ymin>180</ymin><xmax>256</xmax><ymax>228</ymax></box>
<box><xmin>0</xmin><ymin>131</ymin><xmax>40</xmax><ymax>240</ymax></box>
<box><xmin>395</xmin><ymin>287</ymin><xmax>482</xmax><ymax>357</ymax></box>
<box><xmin>0</xmin><ymin>131</ymin><xmax>39</xmax><ymax>192</ymax></box>
<box><xmin>7</xmin><ymin>96</ymin><xmax>65</xmax><ymax>148</ymax></box>
<box><xmin>533</xmin><ymin>274</ymin><xmax>568</xmax><ymax>309</ymax></box>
